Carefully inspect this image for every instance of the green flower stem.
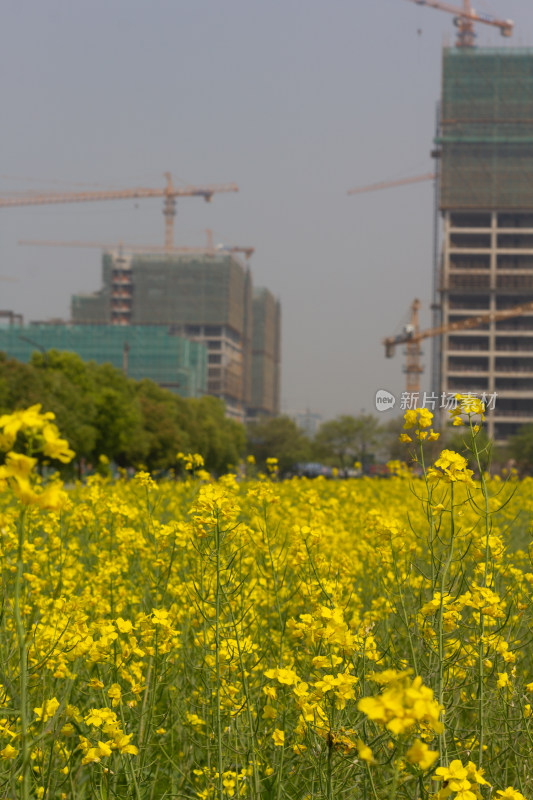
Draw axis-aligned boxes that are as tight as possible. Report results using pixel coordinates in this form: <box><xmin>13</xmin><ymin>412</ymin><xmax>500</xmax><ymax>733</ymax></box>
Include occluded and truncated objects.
<box><xmin>220</xmin><ymin>583</ymin><xmax>261</xmax><ymax>799</ymax></box>
<box><xmin>469</xmin><ymin>417</ymin><xmax>491</xmax><ymax>767</ymax></box>
<box><xmin>13</xmin><ymin>508</ymin><xmax>30</xmax><ymax>800</ymax></box>
<box><xmin>214</xmin><ymin>512</ymin><xmax>224</xmax><ymax>800</ymax></box>
<box><xmin>437</xmin><ymin>482</ymin><xmax>455</xmax><ymax>764</ymax></box>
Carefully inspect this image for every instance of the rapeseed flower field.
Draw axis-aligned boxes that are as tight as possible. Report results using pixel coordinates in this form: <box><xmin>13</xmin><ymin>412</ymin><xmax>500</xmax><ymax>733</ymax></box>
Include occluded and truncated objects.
<box><xmin>0</xmin><ymin>403</ymin><xmax>532</xmax><ymax>799</ymax></box>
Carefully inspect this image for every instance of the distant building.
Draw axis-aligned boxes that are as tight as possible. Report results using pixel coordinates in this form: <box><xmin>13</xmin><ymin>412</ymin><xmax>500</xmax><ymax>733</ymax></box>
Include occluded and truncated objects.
<box><xmin>288</xmin><ymin>409</ymin><xmax>323</xmax><ymax>438</ymax></box>
<box><xmin>248</xmin><ymin>288</ymin><xmax>281</xmax><ymax>419</ymax></box>
<box><xmin>0</xmin><ymin>323</ymin><xmax>207</xmax><ymax>397</ymax></box>
<box><xmin>71</xmin><ymin>249</ymin><xmax>280</xmax><ymax>421</ymax></box>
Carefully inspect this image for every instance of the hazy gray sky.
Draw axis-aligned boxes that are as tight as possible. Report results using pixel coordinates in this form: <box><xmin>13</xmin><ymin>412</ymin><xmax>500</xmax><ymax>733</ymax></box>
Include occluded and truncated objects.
<box><xmin>2</xmin><ymin>0</ymin><xmax>532</xmax><ymax>419</ymax></box>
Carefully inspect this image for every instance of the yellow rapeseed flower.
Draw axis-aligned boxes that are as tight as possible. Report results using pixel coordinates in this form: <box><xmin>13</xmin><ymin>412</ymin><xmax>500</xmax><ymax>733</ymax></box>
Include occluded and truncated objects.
<box><xmin>107</xmin><ymin>684</ymin><xmax>122</xmax><ymax>707</ymax></box>
<box><xmin>272</xmin><ymin>729</ymin><xmax>285</xmax><ymax>746</ymax></box>
<box><xmin>405</xmin><ymin>739</ymin><xmax>438</xmax><ymax>770</ymax></box>
<box><xmin>356</xmin><ymin>739</ymin><xmax>375</xmax><ymax>764</ymax></box>
<box><xmin>41</xmin><ymin>424</ymin><xmax>75</xmax><ymax>463</ymax></box>
<box><xmin>496</xmin><ymin>790</ymin><xmax>527</xmax><ymax>800</ymax></box>
<box><xmin>34</xmin><ymin>697</ymin><xmax>60</xmax><ymax>722</ymax></box>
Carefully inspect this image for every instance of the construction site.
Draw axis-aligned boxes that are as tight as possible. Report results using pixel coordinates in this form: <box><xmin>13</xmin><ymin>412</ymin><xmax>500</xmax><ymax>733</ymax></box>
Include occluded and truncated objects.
<box><xmin>0</xmin><ymin>246</ymin><xmax>281</xmax><ymax>423</ymax></box>
<box><xmin>438</xmin><ymin>46</ymin><xmax>533</xmax><ymax>441</ymax></box>
<box><xmin>348</xmin><ymin>4</ymin><xmax>533</xmax><ymax>443</ymax></box>
<box><xmin>71</xmin><ymin>246</ymin><xmax>280</xmax><ymax>421</ymax></box>
<box><xmin>0</xmin><ymin>177</ymin><xmax>281</xmax><ymax>424</ymax></box>
<box><xmin>2</xmin><ymin>3</ymin><xmax>533</xmax><ymax>442</ymax></box>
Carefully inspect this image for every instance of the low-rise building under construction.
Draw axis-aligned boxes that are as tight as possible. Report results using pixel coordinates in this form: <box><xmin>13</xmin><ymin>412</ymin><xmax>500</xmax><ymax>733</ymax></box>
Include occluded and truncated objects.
<box><xmin>71</xmin><ymin>249</ymin><xmax>280</xmax><ymax>421</ymax></box>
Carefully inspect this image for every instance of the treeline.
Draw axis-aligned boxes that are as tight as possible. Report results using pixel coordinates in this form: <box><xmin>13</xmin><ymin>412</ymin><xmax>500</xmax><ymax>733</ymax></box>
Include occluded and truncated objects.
<box><xmin>246</xmin><ymin>413</ymin><xmax>533</xmax><ymax>475</ymax></box>
<box><xmin>0</xmin><ymin>351</ymin><xmax>245</xmax><ymax>474</ymax></box>
<box><xmin>246</xmin><ymin>413</ymin><xmax>396</xmax><ymax>474</ymax></box>
<box><xmin>3</xmin><ymin>349</ymin><xmax>532</xmax><ymax>476</ymax></box>
<box><xmin>0</xmin><ymin>350</ymin><xmax>397</xmax><ymax>477</ymax></box>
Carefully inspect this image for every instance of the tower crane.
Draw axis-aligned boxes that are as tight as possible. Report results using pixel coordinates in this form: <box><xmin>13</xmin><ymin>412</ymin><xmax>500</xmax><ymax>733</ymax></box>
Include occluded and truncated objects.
<box><xmin>348</xmin><ymin>3</ymin><xmax>514</xmax><ymax>193</ymax></box>
<box><xmin>347</xmin><ymin>1</ymin><xmax>515</xmax><ymax>193</ymax></box>
<box><xmin>405</xmin><ymin>0</ymin><xmax>513</xmax><ymax>48</ymax></box>
<box><xmin>0</xmin><ymin>173</ymin><xmax>238</xmax><ymax>250</ymax></box>
<box><xmin>385</xmin><ymin>298</ymin><xmax>533</xmax><ymax>394</ymax></box>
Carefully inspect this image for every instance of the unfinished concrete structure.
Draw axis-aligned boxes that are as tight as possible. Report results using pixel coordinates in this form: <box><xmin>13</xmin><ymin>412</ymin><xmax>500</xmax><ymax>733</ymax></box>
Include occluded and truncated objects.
<box><xmin>438</xmin><ymin>48</ymin><xmax>533</xmax><ymax>441</ymax></box>
<box><xmin>72</xmin><ymin>250</ymin><xmax>279</xmax><ymax>422</ymax></box>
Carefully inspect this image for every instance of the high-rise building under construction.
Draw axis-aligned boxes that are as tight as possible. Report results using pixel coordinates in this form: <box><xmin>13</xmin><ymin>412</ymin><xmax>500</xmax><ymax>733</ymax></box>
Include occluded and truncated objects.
<box><xmin>71</xmin><ymin>250</ymin><xmax>280</xmax><ymax>421</ymax></box>
<box><xmin>438</xmin><ymin>47</ymin><xmax>533</xmax><ymax>441</ymax></box>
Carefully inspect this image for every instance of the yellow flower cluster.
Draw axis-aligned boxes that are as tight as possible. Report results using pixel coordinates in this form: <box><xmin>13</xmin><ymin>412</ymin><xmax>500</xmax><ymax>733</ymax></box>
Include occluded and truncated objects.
<box><xmin>0</xmin><ymin>406</ymin><xmax>530</xmax><ymax>800</ymax></box>
<box><xmin>427</xmin><ymin>449</ymin><xmax>475</xmax><ymax>486</ymax></box>
<box><xmin>358</xmin><ymin>669</ymin><xmax>443</xmax><ymax>735</ymax></box>
<box><xmin>400</xmin><ymin>407</ymin><xmax>440</xmax><ymax>442</ymax></box>
<box><xmin>0</xmin><ymin>405</ymin><xmax>73</xmax><ymax>510</ymax></box>
<box><xmin>433</xmin><ymin>758</ymin><xmax>490</xmax><ymax>799</ymax></box>
<box><xmin>0</xmin><ymin>404</ymin><xmax>74</xmax><ymax>461</ymax></box>
<box><xmin>177</xmin><ymin>451</ymin><xmax>205</xmax><ymax>471</ymax></box>
<box><xmin>450</xmin><ymin>393</ymin><xmax>486</xmax><ymax>427</ymax></box>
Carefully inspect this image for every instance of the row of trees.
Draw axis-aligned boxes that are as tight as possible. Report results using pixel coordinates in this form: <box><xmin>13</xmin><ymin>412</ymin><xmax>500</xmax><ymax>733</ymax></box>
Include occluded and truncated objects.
<box><xmin>2</xmin><ymin>349</ymin><xmax>533</xmax><ymax>475</ymax></box>
<box><xmin>0</xmin><ymin>351</ymin><xmax>245</xmax><ymax>474</ymax></box>
<box><xmin>247</xmin><ymin>413</ymin><xmax>441</xmax><ymax>475</ymax></box>
<box><xmin>247</xmin><ymin>413</ymin><xmax>533</xmax><ymax>476</ymax></box>
<box><xmin>247</xmin><ymin>414</ymin><xmax>387</xmax><ymax>474</ymax></box>
<box><xmin>0</xmin><ymin>351</ymin><xmax>406</xmax><ymax>476</ymax></box>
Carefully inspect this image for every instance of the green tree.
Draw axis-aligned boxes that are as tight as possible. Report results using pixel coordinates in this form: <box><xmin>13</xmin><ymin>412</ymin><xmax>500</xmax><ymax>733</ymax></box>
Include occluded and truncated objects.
<box><xmin>509</xmin><ymin>423</ymin><xmax>533</xmax><ymax>475</ymax></box>
<box><xmin>0</xmin><ymin>353</ymin><xmax>46</xmax><ymax>411</ymax></box>
<box><xmin>247</xmin><ymin>416</ymin><xmax>311</xmax><ymax>474</ymax></box>
<box><xmin>378</xmin><ymin>415</ymin><xmax>410</xmax><ymax>463</ymax></box>
<box><xmin>31</xmin><ymin>351</ymin><xmax>144</xmax><ymax>467</ymax></box>
<box><xmin>0</xmin><ymin>350</ymin><xmax>247</xmax><ymax>475</ymax></box>
<box><xmin>0</xmin><ymin>352</ymin><xmax>99</xmax><ymax>468</ymax></box>
<box><xmin>186</xmin><ymin>396</ymin><xmax>246</xmax><ymax>474</ymax></box>
<box><xmin>31</xmin><ymin>353</ymin><xmax>100</xmax><ymax>462</ymax></box>
<box><xmin>134</xmin><ymin>380</ymin><xmax>191</xmax><ymax>471</ymax></box>
<box><xmin>313</xmin><ymin>414</ymin><xmax>383</xmax><ymax>470</ymax></box>
<box><xmin>85</xmin><ymin>361</ymin><xmax>143</xmax><ymax>465</ymax></box>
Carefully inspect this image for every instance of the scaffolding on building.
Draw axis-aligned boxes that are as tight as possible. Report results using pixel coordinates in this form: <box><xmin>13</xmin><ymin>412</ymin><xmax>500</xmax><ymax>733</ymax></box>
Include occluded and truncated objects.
<box><xmin>0</xmin><ymin>324</ymin><xmax>207</xmax><ymax>398</ymax></box>
<box><xmin>438</xmin><ymin>46</ymin><xmax>533</xmax><ymax>441</ymax></box>
<box><xmin>439</xmin><ymin>48</ymin><xmax>533</xmax><ymax>209</ymax></box>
